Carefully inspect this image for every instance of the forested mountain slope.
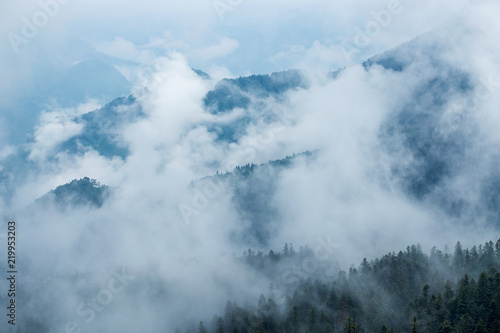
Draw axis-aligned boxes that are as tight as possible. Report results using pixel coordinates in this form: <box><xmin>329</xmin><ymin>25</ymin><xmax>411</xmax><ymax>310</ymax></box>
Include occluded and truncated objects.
<box><xmin>190</xmin><ymin>240</ymin><xmax>500</xmax><ymax>333</ymax></box>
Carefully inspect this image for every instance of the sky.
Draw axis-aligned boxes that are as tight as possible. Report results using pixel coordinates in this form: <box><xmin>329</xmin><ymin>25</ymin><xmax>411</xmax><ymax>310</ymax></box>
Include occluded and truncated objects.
<box><xmin>1</xmin><ymin>0</ymin><xmax>500</xmax><ymax>332</ymax></box>
<box><xmin>0</xmin><ymin>0</ymin><xmax>472</xmax><ymax>146</ymax></box>
<box><xmin>0</xmin><ymin>0</ymin><xmax>470</xmax><ymax>76</ymax></box>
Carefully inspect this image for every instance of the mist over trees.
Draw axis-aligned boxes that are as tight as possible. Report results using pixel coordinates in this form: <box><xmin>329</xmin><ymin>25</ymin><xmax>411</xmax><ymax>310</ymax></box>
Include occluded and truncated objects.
<box><xmin>187</xmin><ymin>240</ymin><xmax>500</xmax><ymax>333</ymax></box>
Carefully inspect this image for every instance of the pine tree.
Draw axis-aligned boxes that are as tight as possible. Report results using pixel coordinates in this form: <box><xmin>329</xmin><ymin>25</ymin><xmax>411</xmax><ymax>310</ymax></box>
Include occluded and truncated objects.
<box><xmin>487</xmin><ymin>298</ymin><xmax>500</xmax><ymax>333</ymax></box>
<box><xmin>361</xmin><ymin>258</ymin><xmax>372</xmax><ymax>275</ymax></box>
<box><xmin>410</xmin><ymin>317</ymin><xmax>418</xmax><ymax>333</ymax></box>
<box><xmin>475</xmin><ymin>272</ymin><xmax>491</xmax><ymax>310</ymax></box>
<box><xmin>437</xmin><ymin>321</ymin><xmax>452</xmax><ymax>333</ymax></box>
<box><xmin>488</xmin><ymin>319</ymin><xmax>500</xmax><ymax>333</ymax></box>
<box><xmin>284</xmin><ymin>243</ymin><xmax>290</xmax><ymax>257</ymax></box>
<box><xmin>471</xmin><ymin>246</ymin><xmax>479</xmax><ymax>266</ymax></box>
<box><xmin>474</xmin><ymin>319</ymin><xmax>488</xmax><ymax>333</ymax></box>
<box><xmin>453</xmin><ymin>241</ymin><xmax>465</xmax><ymax>272</ymax></box>
<box><xmin>443</xmin><ymin>280</ymin><xmax>454</xmax><ymax>304</ymax></box>
<box><xmin>326</xmin><ymin>287</ymin><xmax>338</xmax><ymax>311</ymax></box>
<box><xmin>198</xmin><ymin>321</ymin><xmax>208</xmax><ymax>333</ymax></box>
<box><xmin>343</xmin><ymin>317</ymin><xmax>360</xmax><ymax>333</ymax></box>
<box><xmin>308</xmin><ymin>307</ymin><xmax>317</xmax><ymax>333</ymax></box>
<box><xmin>217</xmin><ymin>317</ymin><xmax>225</xmax><ymax>333</ymax></box>
<box><xmin>318</xmin><ymin>310</ymin><xmax>331</xmax><ymax>333</ymax></box>
<box><xmin>456</xmin><ymin>314</ymin><xmax>475</xmax><ymax>333</ymax></box>
<box><xmin>290</xmin><ymin>305</ymin><xmax>299</xmax><ymax>333</ymax></box>
<box><xmin>224</xmin><ymin>301</ymin><xmax>236</xmax><ymax>332</ymax></box>
<box><xmin>455</xmin><ymin>274</ymin><xmax>471</xmax><ymax>318</ymax></box>
<box><xmin>481</xmin><ymin>241</ymin><xmax>495</xmax><ymax>269</ymax></box>
<box><xmin>495</xmin><ymin>238</ymin><xmax>500</xmax><ymax>259</ymax></box>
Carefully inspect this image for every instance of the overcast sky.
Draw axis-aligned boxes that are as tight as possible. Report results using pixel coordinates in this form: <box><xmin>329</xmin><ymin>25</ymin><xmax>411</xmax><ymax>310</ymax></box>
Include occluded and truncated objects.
<box><xmin>0</xmin><ymin>0</ymin><xmax>473</xmax><ymax>147</ymax></box>
<box><xmin>1</xmin><ymin>0</ymin><xmax>469</xmax><ymax>76</ymax></box>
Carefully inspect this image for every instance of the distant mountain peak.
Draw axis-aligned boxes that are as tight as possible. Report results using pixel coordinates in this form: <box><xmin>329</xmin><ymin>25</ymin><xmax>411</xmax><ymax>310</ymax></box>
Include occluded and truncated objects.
<box><xmin>35</xmin><ymin>177</ymin><xmax>110</xmax><ymax>209</ymax></box>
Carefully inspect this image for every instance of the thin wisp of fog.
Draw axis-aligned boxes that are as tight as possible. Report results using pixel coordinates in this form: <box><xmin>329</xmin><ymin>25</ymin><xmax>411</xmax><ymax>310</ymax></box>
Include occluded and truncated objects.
<box><xmin>1</xmin><ymin>1</ymin><xmax>500</xmax><ymax>332</ymax></box>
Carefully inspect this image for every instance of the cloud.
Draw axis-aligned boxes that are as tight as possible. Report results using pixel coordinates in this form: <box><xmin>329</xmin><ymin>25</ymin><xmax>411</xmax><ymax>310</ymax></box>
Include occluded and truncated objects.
<box><xmin>95</xmin><ymin>37</ymin><xmax>146</xmax><ymax>63</ymax></box>
<box><xmin>270</xmin><ymin>41</ymin><xmax>349</xmax><ymax>72</ymax></box>
<box><xmin>28</xmin><ymin>111</ymin><xmax>84</xmax><ymax>163</ymax></box>
<box><xmin>27</xmin><ymin>102</ymin><xmax>102</xmax><ymax>161</ymax></box>
<box><xmin>196</xmin><ymin>37</ymin><xmax>240</xmax><ymax>60</ymax></box>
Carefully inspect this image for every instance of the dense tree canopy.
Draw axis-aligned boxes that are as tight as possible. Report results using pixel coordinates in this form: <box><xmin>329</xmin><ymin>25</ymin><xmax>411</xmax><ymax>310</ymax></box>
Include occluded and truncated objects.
<box><xmin>187</xmin><ymin>239</ymin><xmax>500</xmax><ymax>333</ymax></box>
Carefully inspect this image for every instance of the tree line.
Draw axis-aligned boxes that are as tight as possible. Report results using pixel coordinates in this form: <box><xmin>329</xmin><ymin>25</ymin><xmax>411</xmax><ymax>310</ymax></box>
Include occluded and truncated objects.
<box><xmin>187</xmin><ymin>240</ymin><xmax>500</xmax><ymax>333</ymax></box>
